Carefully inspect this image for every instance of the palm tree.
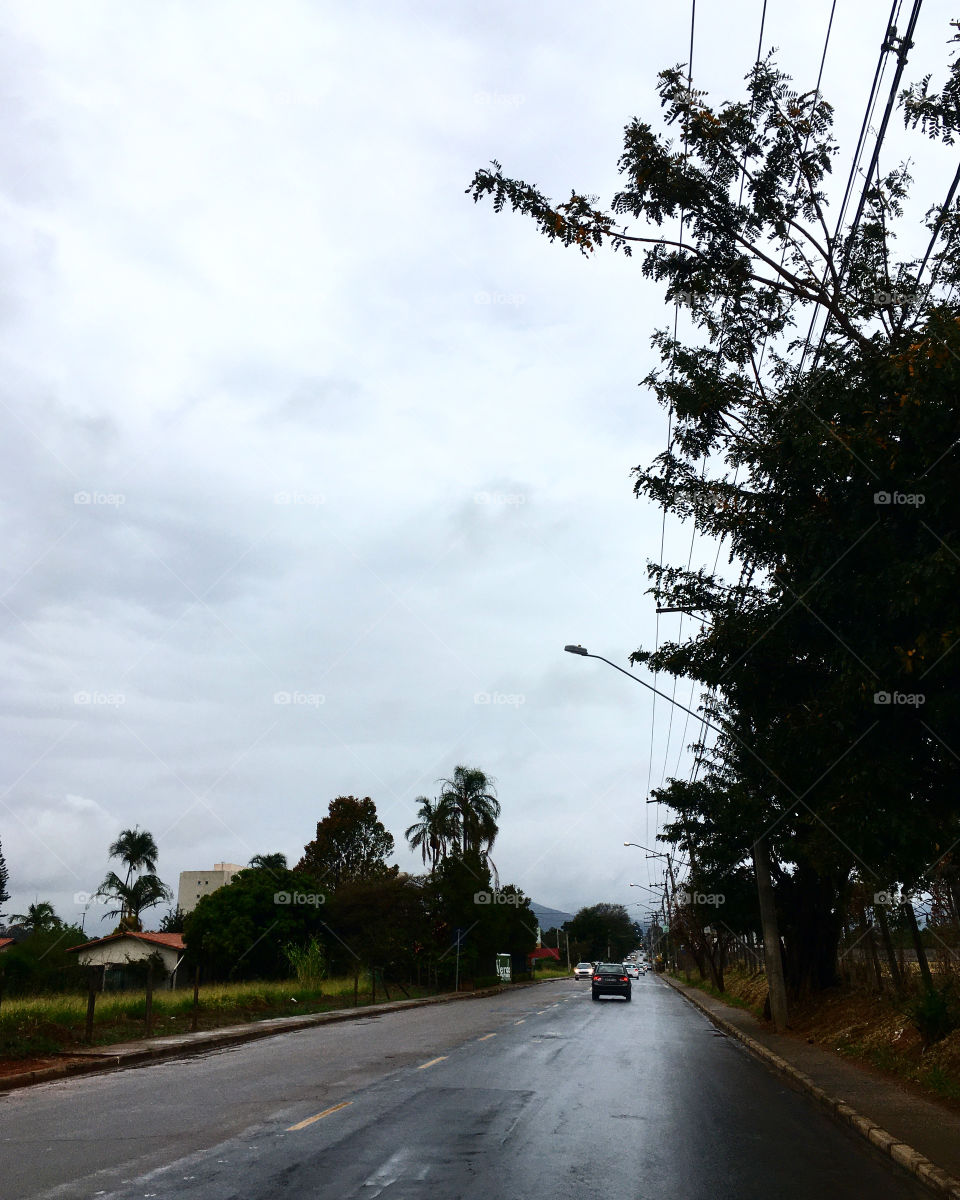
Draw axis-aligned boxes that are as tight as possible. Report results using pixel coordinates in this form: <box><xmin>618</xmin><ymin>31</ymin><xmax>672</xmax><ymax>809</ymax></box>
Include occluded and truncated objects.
<box><xmin>405</xmin><ymin>797</ymin><xmax>456</xmax><ymax>872</ymax></box>
<box><xmin>9</xmin><ymin>900</ymin><xmax>60</xmax><ymax>933</ymax></box>
<box><xmin>437</xmin><ymin>766</ymin><xmax>501</xmax><ymax>858</ymax></box>
<box><xmin>108</xmin><ymin>828</ymin><xmax>159</xmax><ymax>888</ymax></box>
<box><xmin>98</xmin><ymin>827</ymin><xmax>166</xmax><ymax>929</ymax></box>
<box><xmin>98</xmin><ymin>873</ymin><xmax>172</xmax><ymax>932</ymax></box>
<box><xmin>248</xmin><ymin>853</ymin><xmax>288</xmax><ymax>872</ymax></box>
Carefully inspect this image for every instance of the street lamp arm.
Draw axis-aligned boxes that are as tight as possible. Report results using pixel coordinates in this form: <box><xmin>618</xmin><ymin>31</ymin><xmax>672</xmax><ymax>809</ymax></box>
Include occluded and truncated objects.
<box><xmin>566</xmin><ymin>648</ymin><xmax>724</xmax><ymax>739</ymax></box>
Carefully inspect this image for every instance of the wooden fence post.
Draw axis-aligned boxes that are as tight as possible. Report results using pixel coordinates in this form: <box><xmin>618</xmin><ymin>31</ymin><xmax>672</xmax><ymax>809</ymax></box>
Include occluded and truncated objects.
<box><xmin>85</xmin><ymin>968</ymin><xmax>98</xmax><ymax>1044</ymax></box>
<box><xmin>144</xmin><ymin>961</ymin><xmax>154</xmax><ymax>1037</ymax></box>
<box><xmin>191</xmin><ymin>965</ymin><xmax>200</xmax><ymax>1032</ymax></box>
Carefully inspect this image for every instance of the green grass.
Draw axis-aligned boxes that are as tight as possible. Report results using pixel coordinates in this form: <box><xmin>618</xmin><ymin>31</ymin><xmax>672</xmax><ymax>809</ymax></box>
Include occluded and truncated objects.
<box><xmin>0</xmin><ymin>976</ymin><xmax>435</xmax><ymax>1060</ymax></box>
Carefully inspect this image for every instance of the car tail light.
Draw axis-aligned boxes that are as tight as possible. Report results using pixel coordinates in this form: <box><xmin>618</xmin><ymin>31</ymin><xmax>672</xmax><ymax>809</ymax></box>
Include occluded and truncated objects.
<box><xmin>620</xmin><ymin>976</ymin><xmax>628</xmax><ymax>982</ymax></box>
<box><xmin>592</xmin><ymin>975</ymin><xmax>601</xmax><ymax>982</ymax></box>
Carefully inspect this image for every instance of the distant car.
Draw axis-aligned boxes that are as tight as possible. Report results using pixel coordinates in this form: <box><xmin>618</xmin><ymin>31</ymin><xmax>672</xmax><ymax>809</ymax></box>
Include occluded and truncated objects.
<box><xmin>592</xmin><ymin>962</ymin><xmax>632</xmax><ymax>1002</ymax></box>
<box><xmin>623</xmin><ymin>963</ymin><xmax>640</xmax><ymax>979</ymax></box>
<box><xmin>573</xmin><ymin>962</ymin><xmax>594</xmax><ymax>980</ymax></box>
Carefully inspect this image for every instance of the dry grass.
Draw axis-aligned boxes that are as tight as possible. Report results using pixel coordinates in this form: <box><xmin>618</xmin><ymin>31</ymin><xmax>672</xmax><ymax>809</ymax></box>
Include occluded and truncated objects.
<box><xmin>0</xmin><ymin>976</ymin><xmax>427</xmax><ymax>1060</ymax></box>
<box><xmin>682</xmin><ymin>966</ymin><xmax>960</xmax><ymax>1107</ymax></box>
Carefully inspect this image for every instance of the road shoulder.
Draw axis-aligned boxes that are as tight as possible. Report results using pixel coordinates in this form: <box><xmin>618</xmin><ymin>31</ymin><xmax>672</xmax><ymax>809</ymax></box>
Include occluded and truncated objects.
<box><xmin>661</xmin><ymin>973</ymin><xmax>960</xmax><ymax>1199</ymax></box>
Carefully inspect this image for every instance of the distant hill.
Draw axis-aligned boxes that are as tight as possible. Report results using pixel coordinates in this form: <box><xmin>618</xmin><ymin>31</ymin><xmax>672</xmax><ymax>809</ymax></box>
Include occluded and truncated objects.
<box><xmin>528</xmin><ymin>901</ymin><xmax>574</xmax><ymax>930</ymax></box>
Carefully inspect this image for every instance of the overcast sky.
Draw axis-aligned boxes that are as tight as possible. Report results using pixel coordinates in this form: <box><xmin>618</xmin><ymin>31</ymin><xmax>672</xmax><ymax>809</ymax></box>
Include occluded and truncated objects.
<box><xmin>1</xmin><ymin>1</ymin><xmax>956</xmax><ymax>936</ymax></box>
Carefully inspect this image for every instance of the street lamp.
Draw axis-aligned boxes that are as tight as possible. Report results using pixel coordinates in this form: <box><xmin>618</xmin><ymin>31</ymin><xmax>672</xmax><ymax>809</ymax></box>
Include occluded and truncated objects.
<box><xmin>564</xmin><ymin>646</ymin><xmax>722</xmax><ymax>736</ymax></box>
<box><xmin>565</xmin><ymin>643</ymin><xmax>789</xmax><ymax>1029</ymax></box>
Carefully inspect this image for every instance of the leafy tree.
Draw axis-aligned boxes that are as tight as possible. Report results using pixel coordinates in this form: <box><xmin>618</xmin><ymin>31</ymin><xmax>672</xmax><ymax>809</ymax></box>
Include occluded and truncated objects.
<box><xmin>183</xmin><ymin>865</ymin><xmax>326</xmax><ymax>980</ymax></box>
<box><xmin>158</xmin><ymin>905</ymin><xmax>185</xmax><ymax>933</ymax></box>
<box><xmin>0</xmin><ymin>923</ymin><xmax>87</xmax><ymax>996</ymax></box>
<box><xmin>8</xmin><ymin>901</ymin><xmax>61</xmax><ymax>933</ymax></box>
<box><xmin>566</xmin><ymin>903</ymin><xmax>637</xmax><ymax>962</ymax></box>
<box><xmin>423</xmin><ymin>851</ymin><xmax>536</xmax><ymax>985</ymax></box>
<box><xmin>323</xmin><ymin>872</ymin><xmax>432</xmax><ymax>982</ymax></box>
<box><xmin>470</xmin><ymin>33</ymin><xmax>960</xmax><ymax>998</ymax></box>
<box><xmin>297</xmin><ymin>796</ymin><xmax>397</xmax><ymax>891</ymax></box>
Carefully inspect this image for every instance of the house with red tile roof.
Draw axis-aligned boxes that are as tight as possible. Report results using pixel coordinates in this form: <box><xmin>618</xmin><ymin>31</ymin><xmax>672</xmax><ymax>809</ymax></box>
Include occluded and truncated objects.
<box><xmin>528</xmin><ymin>946</ymin><xmax>561</xmax><ymax>965</ymax></box>
<box><xmin>67</xmin><ymin>931</ymin><xmax>186</xmax><ymax>988</ymax></box>
<box><xmin>0</xmin><ymin>936</ymin><xmax>15</xmax><ymax>952</ymax></box>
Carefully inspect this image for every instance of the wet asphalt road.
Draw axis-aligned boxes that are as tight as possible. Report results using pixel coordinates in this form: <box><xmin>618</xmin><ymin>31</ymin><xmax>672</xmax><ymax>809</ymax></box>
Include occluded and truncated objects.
<box><xmin>1</xmin><ymin>974</ymin><xmax>932</xmax><ymax>1200</ymax></box>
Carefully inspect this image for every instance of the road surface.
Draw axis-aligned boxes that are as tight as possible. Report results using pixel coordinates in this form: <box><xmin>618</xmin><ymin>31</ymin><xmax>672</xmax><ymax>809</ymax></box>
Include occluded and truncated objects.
<box><xmin>0</xmin><ymin>974</ymin><xmax>932</xmax><ymax>1199</ymax></box>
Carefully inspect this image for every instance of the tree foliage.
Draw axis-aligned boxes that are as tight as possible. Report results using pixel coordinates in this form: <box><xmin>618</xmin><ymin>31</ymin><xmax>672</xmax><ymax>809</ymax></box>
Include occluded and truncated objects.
<box><xmin>8</xmin><ymin>900</ymin><xmax>61</xmax><ymax>934</ymax></box>
<box><xmin>98</xmin><ymin>827</ymin><xmax>171</xmax><ymax>932</ymax></box>
<box><xmin>471</xmin><ymin>32</ymin><xmax>960</xmax><ymax>996</ymax></box>
<box><xmin>566</xmin><ymin>903</ymin><xmax>637</xmax><ymax>962</ymax></box>
<box><xmin>0</xmin><ymin>837</ymin><xmax>9</xmax><ymax>918</ymax></box>
<box><xmin>183</xmin><ymin>864</ymin><xmax>326</xmax><ymax>980</ymax></box>
<box><xmin>296</xmin><ymin>796</ymin><xmax>397</xmax><ymax>891</ymax></box>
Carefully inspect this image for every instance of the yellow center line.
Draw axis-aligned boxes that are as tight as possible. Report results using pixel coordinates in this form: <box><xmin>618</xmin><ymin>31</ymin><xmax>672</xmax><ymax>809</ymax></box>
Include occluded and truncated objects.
<box><xmin>417</xmin><ymin>1056</ymin><xmax>448</xmax><ymax>1070</ymax></box>
<box><xmin>286</xmin><ymin>1101</ymin><xmax>352</xmax><ymax>1131</ymax></box>
<box><xmin>477</xmin><ymin>1033</ymin><xmax>496</xmax><ymax>1041</ymax></box>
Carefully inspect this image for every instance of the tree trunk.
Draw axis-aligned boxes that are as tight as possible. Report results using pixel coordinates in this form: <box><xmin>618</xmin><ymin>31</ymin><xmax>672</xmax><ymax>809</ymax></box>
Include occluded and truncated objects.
<box><xmin>859</xmin><ymin>907</ymin><xmax>883</xmax><ymax>993</ymax></box>
<box><xmin>902</xmin><ymin>900</ymin><xmax>934</xmax><ymax>991</ymax></box>
<box><xmin>875</xmin><ymin>904</ymin><xmax>904</xmax><ymax>995</ymax></box>
<box><xmin>753</xmin><ymin>837</ymin><xmax>788</xmax><ymax>1031</ymax></box>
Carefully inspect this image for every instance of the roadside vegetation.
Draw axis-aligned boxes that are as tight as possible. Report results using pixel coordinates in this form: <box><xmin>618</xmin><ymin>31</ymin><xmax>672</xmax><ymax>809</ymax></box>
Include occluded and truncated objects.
<box><xmin>0</xmin><ymin>975</ymin><xmax>436</xmax><ymax>1062</ymax></box>
<box><xmin>675</xmin><ymin>965</ymin><xmax>960</xmax><ymax>1108</ymax></box>
<box><xmin>470</xmin><ymin>17</ymin><xmax>960</xmax><ymax>1031</ymax></box>
<box><xmin>0</xmin><ymin>766</ymin><xmax>562</xmax><ymax>1066</ymax></box>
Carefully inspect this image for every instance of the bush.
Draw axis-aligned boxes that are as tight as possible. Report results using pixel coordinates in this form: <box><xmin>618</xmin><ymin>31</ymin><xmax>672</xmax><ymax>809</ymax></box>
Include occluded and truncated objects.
<box><xmin>284</xmin><ymin>937</ymin><xmax>326</xmax><ymax>986</ymax></box>
<box><xmin>907</xmin><ymin>985</ymin><xmax>960</xmax><ymax>1047</ymax></box>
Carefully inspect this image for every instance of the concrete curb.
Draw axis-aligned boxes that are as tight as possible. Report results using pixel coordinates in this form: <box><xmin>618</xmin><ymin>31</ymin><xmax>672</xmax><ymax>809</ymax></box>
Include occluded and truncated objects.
<box><xmin>660</xmin><ymin>974</ymin><xmax>960</xmax><ymax>1200</ymax></box>
<box><xmin>0</xmin><ymin>978</ymin><xmax>550</xmax><ymax>1095</ymax></box>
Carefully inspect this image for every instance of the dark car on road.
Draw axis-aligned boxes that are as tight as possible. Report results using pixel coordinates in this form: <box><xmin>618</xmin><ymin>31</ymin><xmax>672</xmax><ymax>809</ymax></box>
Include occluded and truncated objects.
<box><xmin>591</xmin><ymin>962</ymin><xmax>632</xmax><ymax>1002</ymax></box>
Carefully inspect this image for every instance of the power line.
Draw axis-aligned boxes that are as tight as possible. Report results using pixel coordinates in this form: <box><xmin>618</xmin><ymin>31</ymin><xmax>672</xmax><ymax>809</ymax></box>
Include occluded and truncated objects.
<box><xmin>805</xmin><ymin>0</ymin><xmax>924</xmax><ymax>370</ymax></box>
<box><xmin>647</xmin><ymin>0</ymin><xmax>697</xmax><ymax>845</ymax></box>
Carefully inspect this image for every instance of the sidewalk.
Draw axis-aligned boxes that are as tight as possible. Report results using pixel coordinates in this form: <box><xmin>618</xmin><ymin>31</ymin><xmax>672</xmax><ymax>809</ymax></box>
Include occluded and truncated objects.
<box><xmin>662</xmin><ymin>974</ymin><xmax>960</xmax><ymax>1199</ymax></box>
<box><xmin>0</xmin><ymin>979</ymin><xmax>545</xmax><ymax>1095</ymax></box>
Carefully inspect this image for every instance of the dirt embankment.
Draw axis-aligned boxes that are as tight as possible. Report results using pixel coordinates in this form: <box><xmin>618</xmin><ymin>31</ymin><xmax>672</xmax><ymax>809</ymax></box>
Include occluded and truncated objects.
<box><xmin>692</xmin><ymin>968</ymin><xmax>960</xmax><ymax>1108</ymax></box>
